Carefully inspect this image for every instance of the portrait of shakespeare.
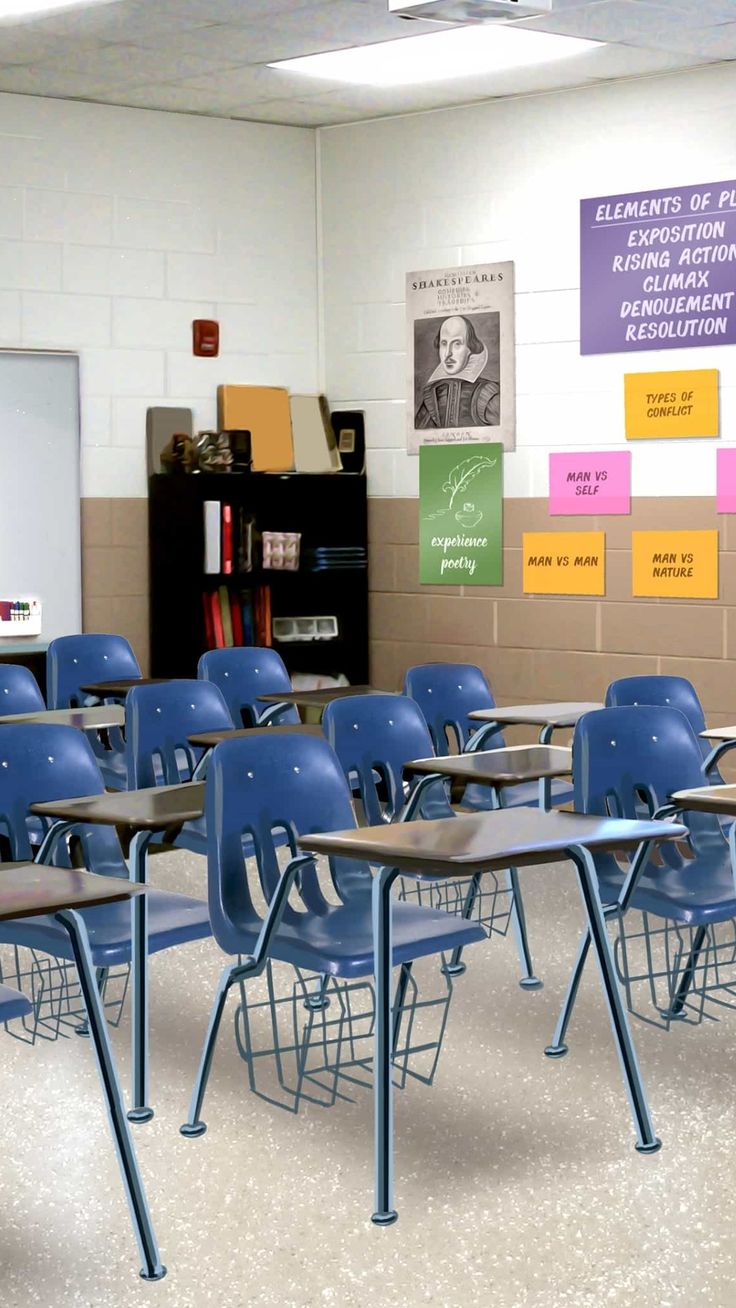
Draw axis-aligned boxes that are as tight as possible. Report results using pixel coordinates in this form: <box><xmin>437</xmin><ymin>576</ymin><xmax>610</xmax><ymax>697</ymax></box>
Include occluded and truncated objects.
<box><xmin>415</xmin><ymin>313</ymin><xmax>500</xmax><ymax>429</ymax></box>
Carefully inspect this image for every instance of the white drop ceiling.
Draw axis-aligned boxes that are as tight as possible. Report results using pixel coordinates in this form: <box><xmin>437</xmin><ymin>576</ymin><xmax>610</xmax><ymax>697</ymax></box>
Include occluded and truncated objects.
<box><xmin>0</xmin><ymin>0</ymin><xmax>734</xmax><ymax>126</ymax></box>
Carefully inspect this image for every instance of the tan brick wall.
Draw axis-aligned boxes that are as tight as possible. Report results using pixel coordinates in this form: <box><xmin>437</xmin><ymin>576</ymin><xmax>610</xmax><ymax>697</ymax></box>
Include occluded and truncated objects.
<box><xmin>80</xmin><ymin>499</ymin><xmax>150</xmax><ymax>675</ymax></box>
<box><xmin>368</xmin><ymin>497</ymin><xmax>736</xmax><ymax>737</ymax></box>
<box><xmin>80</xmin><ymin>493</ymin><xmax>736</xmax><ymax>731</ymax></box>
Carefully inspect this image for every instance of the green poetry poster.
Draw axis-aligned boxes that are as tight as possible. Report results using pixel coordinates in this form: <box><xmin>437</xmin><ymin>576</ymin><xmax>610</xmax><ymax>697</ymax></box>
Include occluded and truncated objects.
<box><xmin>419</xmin><ymin>442</ymin><xmax>503</xmax><ymax>585</ymax></box>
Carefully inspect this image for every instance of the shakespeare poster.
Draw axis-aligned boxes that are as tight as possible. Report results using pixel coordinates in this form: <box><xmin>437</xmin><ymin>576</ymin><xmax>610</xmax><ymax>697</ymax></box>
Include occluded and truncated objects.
<box><xmin>407</xmin><ymin>260</ymin><xmax>516</xmax><ymax>454</ymax></box>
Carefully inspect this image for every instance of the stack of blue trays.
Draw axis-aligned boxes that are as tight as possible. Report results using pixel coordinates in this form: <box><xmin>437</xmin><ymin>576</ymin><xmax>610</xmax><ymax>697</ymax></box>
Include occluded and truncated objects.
<box><xmin>304</xmin><ymin>547</ymin><xmax>367</xmax><ymax>572</ymax></box>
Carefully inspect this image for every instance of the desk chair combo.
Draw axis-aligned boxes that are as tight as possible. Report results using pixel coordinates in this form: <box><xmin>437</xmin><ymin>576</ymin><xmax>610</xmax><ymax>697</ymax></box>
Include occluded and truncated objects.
<box><xmin>323</xmin><ymin>692</ymin><xmax>541</xmax><ymax>987</ymax></box>
<box><xmin>0</xmin><ymin>863</ymin><xmax>165</xmax><ymax>1279</ymax></box>
<box><xmin>0</xmin><ymin>723</ymin><xmax>211</xmax><ymax>1124</ymax></box>
<box><xmin>47</xmin><ymin>633</ymin><xmax>142</xmax><ymax>788</ymax></box>
<box><xmin>198</xmin><ymin>646</ymin><xmax>300</xmax><ymax>727</ymax></box>
<box><xmin>180</xmin><ymin>731</ymin><xmax>485</xmax><ymax>1125</ymax></box>
<box><xmin>404</xmin><ymin>662</ymin><xmax>575</xmax><ymax>809</ymax></box>
<box><xmin>546</xmin><ymin>704</ymin><xmax>736</xmax><ymax>1058</ymax></box>
<box><xmin>606</xmin><ymin>674</ymin><xmax>725</xmax><ymax>782</ymax></box>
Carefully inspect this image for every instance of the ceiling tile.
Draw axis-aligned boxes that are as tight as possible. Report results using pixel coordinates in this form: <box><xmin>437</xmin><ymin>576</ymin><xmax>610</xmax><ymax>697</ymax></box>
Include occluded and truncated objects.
<box><xmin>520</xmin><ymin>0</ymin><xmax>712</xmax><ymax>42</ymax></box>
<box><xmin>0</xmin><ymin>0</ymin><xmax>731</xmax><ymax>131</ymax></box>
<box><xmin>627</xmin><ymin>0</ymin><xmax>736</xmax><ymax>20</ymax></box>
<box><xmin>31</xmin><ymin>42</ymin><xmax>238</xmax><ymax>86</ymax></box>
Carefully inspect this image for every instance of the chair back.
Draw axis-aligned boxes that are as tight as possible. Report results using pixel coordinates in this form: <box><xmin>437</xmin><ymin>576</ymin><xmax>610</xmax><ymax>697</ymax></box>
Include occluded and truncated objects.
<box><xmin>126</xmin><ymin>680</ymin><xmax>234</xmax><ymax>787</ymax></box>
<box><xmin>404</xmin><ymin>662</ymin><xmax>506</xmax><ymax>754</ymax></box>
<box><xmin>0</xmin><ymin>664</ymin><xmax>45</xmax><ymax>715</ymax></box>
<box><xmin>198</xmin><ymin>647</ymin><xmax>299</xmax><ymax>726</ymax></box>
<box><xmin>206</xmin><ymin>732</ymin><xmax>370</xmax><ymax>950</ymax></box>
<box><xmin>606</xmin><ymin>674</ymin><xmax>719</xmax><ymax>777</ymax></box>
<box><xmin>323</xmin><ymin>693</ymin><xmax>451</xmax><ymax>823</ymax></box>
<box><xmin>574</xmin><ymin>705</ymin><xmax>726</xmax><ymax>874</ymax></box>
<box><xmin>0</xmin><ymin>724</ymin><xmax>126</xmax><ymax>873</ymax></box>
<box><xmin>47</xmin><ymin>633</ymin><xmax>141</xmax><ymax>709</ymax></box>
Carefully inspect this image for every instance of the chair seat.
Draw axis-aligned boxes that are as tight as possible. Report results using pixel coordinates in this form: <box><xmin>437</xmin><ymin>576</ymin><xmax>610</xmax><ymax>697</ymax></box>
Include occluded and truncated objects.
<box><xmin>460</xmin><ymin>778</ymin><xmax>574</xmax><ymax>812</ymax></box>
<box><xmin>0</xmin><ymin>982</ymin><xmax>33</xmax><ymax>1022</ymax></box>
<box><xmin>172</xmin><ymin>817</ymin><xmax>208</xmax><ymax>856</ymax></box>
<box><xmin>599</xmin><ymin>851</ymin><xmax>736</xmax><ymax>927</ymax></box>
<box><xmin>97</xmin><ymin>751</ymin><xmax>128</xmax><ymax>791</ymax></box>
<box><xmin>0</xmin><ymin>889</ymin><xmax>211</xmax><ymax>968</ymax></box>
<box><xmin>218</xmin><ymin>895</ymin><xmax>486</xmax><ymax>979</ymax></box>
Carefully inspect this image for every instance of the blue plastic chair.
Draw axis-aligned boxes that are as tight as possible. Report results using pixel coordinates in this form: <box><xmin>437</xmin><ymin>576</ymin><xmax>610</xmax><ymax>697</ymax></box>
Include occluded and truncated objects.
<box><xmin>0</xmin><ymin>723</ymin><xmax>211</xmax><ymax>1118</ymax></box>
<box><xmin>180</xmin><ymin>731</ymin><xmax>485</xmax><ymax>1136</ymax></box>
<box><xmin>47</xmin><ymin>634</ymin><xmax>142</xmax><ymax>789</ymax></box>
<box><xmin>404</xmin><ymin>662</ymin><xmax>574</xmax><ymax>809</ymax></box>
<box><xmin>0</xmin><ymin>664</ymin><xmax>45</xmax><ymax>715</ymax></box>
<box><xmin>547</xmin><ymin>705</ymin><xmax>736</xmax><ymax>1056</ymax></box>
<box><xmin>198</xmin><ymin>648</ymin><xmax>299</xmax><ymax>727</ymax></box>
<box><xmin>606</xmin><ymin>675</ymin><xmax>723</xmax><ymax>780</ymax></box>
<box><xmin>126</xmin><ymin>680</ymin><xmax>235</xmax><ymax>854</ymax></box>
<box><xmin>323</xmin><ymin>693</ymin><xmax>540</xmax><ymax>987</ymax></box>
<box><xmin>47</xmin><ymin>633</ymin><xmax>141</xmax><ymax>707</ymax></box>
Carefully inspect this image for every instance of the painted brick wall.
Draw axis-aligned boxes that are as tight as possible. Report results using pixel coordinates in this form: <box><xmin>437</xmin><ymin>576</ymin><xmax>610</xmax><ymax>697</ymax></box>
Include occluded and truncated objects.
<box><xmin>319</xmin><ymin>63</ymin><xmax>736</xmax><ymax>500</ymax></box>
<box><xmin>320</xmin><ymin>64</ymin><xmax>736</xmax><ymax>720</ymax></box>
<box><xmin>0</xmin><ymin>91</ymin><xmax>320</xmax><ymax>499</ymax></box>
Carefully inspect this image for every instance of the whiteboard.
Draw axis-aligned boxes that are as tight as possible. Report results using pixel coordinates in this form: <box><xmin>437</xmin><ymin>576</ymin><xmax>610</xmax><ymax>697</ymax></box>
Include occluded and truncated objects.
<box><xmin>0</xmin><ymin>351</ymin><xmax>81</xmax><ymax>648</ymax></box>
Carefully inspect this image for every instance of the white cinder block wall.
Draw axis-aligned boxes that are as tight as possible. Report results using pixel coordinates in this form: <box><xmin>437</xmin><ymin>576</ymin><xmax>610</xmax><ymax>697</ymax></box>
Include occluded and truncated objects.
<box><xmin>0</xmin><ymin>91</ymin><xmax>319</xmax><ymax>497</ymax></box>
<box><xmin>318</xmin><ymin>63</ymin><xmax>736</xmax><ymax>500</ymax></box>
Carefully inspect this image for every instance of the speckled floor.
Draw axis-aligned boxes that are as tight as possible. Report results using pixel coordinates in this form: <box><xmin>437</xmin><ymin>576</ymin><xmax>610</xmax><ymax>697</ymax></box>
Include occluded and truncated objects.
<box><xmin>0</xmin><ymin>848</ymin><xmax>734</xmax><ymax>1308</ymax></box>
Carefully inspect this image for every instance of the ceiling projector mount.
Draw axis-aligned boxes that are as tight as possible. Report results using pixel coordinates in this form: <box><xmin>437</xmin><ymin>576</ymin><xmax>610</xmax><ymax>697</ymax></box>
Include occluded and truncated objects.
<box><xmin>388</xmin><ymin>1</ymin><xmax>553</xmax><ymax>20</ymax></box>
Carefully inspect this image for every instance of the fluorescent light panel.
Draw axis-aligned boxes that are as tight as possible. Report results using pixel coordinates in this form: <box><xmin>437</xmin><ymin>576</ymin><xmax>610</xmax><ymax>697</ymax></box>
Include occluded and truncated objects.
<box><xmin>0</xmin><ymin>0</ymin><xmax>116</xmax><ymax>21</ymax></box>
<box><xmin>269</xmin><ymin>24</ymin><xmax>599</xmax><ymax>87</ymax></box>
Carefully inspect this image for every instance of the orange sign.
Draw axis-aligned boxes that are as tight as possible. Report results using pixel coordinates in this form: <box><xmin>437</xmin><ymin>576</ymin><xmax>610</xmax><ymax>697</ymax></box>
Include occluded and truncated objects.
<box><xmin>523</xmin><ymin>532</ymin><xmax>605</xmax><ymax>595</ymax></box>
<box><xmin>632</xmin><ymin>530</ymin><xmax>718</xmax><ymax>598</ymax></box>
<box><xmin>624</xmin><ymin>369</ymin><xmax>719</xmax><ymax>439</ymax></box>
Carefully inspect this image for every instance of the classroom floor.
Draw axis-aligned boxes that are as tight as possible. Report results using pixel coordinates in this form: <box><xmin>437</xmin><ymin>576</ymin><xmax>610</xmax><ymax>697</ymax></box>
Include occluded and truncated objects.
<box><xmin>0</xmin><ymin>848</ymin><xmax>734</xmax><ymax>1308</ymax></box>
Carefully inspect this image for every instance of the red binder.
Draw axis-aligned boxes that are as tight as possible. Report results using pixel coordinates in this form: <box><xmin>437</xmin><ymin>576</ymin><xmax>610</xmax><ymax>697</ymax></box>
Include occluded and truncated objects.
<box><xmin>202</xmin><ymin>592</ymin><xmax>215</xmax><ymax>649</ymax></box>
<box><xmin>230</xmin><ymin>589</ymin><xmax>244</xmax><ymax>645</ymax></box>
<box><xmin>210</xmin><ymin>590</ymin><xmax>225</xmax><ymax>648</ymax></box>
<box><xmin>221</xmin><ymin>503</ymin><xmax>234</xmax><ymax>576</ymax></box>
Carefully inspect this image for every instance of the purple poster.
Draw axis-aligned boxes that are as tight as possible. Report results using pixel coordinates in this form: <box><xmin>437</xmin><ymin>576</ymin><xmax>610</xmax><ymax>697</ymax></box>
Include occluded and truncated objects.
<box><xmin>581</xmin><ymin>180</ymin><xmax>736</xmax><ymax>355</ymax></box>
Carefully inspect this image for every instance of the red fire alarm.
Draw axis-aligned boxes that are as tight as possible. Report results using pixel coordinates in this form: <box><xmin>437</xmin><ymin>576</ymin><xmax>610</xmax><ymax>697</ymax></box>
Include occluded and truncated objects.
<box><xmin>193</xmin><ymin>319</ymin><xmax>219</xmax><ymax>357</ymax></box>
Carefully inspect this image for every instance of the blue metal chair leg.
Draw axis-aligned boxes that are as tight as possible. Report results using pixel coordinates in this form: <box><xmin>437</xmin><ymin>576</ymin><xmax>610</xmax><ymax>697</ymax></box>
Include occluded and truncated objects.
<box><xmin>56</xmin><ymin>908</ymin><xmax>165</xmax><ymax>1281</ymax></box>
<box><xmin>544</xmin><ymin>928</ymin><xmax>591</xmax><ymax>1057</ymax></box>
<box><xmin>372</xmin><ymin>864</ymin><xmax>401</xmax><ymax>1226</ymax></box>
<box><xmin>664</xmin><ymin>923</ymin><xmax>708</xmax><ymax>1019</ymax></box>
<box><xmin>128</xmin><ymin>830</ymin><xmax>154</xmax><ymax>1124</ymax></box>
<box><xmin>391</xmin><ymin>961</ymin><xmax>412</xmax><ymax>1057</ymax></box>
<box><xmin>304</xmin><ymin>973</ymin><xmax>331</xmax><ymax>1012</ymax></box>
<box><xmin>180</xmin><ymin>962</ymin><xmax>238</xmax><ymax>1138</ymax></box>
<box><xmin>181</xmin><ymin>853</ymin><xmax>315</xmax><ymax>1138</ymax></box>
<box><xmin>565</xmin><ymin>844</ymin><xmax>661</xmax><ymax>1155</ymax></box>
<box><xmin>443</xmin><ymin>873</ymin><xmax>480</xmax><ymax>977</ymax></box>
<box><xmin>508</xmin><ymin>866</ymin><xmax>543</xmax><ymax>990</ymax></box>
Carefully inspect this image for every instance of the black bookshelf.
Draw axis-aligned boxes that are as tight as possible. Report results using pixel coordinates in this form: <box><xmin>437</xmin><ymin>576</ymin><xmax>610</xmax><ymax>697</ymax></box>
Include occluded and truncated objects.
<box><xmin>148</xmin><ymin>472</ymin><xmax>369</xmax><ymax>681</ymax></box>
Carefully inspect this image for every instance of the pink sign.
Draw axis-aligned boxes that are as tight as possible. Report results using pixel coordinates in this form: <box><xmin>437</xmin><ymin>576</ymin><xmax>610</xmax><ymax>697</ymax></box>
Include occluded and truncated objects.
<box><xmin>717</xmin><ymin>448</ymin><xmax>736</xmax><ymax>513</ymax></box>
<box><xmin>549</xmin><ymin>451</ymin><xmax>631</xmax><ymax>516</ymax></box>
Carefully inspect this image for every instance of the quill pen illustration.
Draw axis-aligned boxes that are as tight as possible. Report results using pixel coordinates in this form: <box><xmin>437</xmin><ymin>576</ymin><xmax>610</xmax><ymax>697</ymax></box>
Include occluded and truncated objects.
<box><xmin>442</xmin><ymin>455</ymin><xmax>496</xmax><ymax>510</ymax></box>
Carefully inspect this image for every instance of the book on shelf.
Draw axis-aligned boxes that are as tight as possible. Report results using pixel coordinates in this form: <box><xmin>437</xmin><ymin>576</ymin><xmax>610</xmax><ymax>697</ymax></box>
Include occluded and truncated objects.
<box><xmin>221</xmin><ymin>503</ymin><xmax>234</xmax><ymax>575</ymax></box>
<box><xmin>201</xmin><ymin>585</ymin><xmax>271</xmax><ymax>651</ymax></box>
<box><xmin>203</xmin><ymin>500</ymin><xmax>221</xmax><ymax>573</ymax></box>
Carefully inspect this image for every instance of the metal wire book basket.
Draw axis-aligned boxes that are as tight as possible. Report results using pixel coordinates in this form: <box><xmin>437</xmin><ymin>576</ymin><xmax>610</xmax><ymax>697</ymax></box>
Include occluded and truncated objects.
<box><xmin>614</xmin><ymin>911</ymin><xmax>736</xmax><ymax>1029</ymax></box>
<box><xmin>232</xmin><ymin>957</ymin><xmax>455</xmax><ymax>1113</ymax></box>
<box><xmin>0</xmin><ymin>946</ymin><xmax>129</xmax><ymax>1044</ymax></box>
<box><xmin>397</xmin><ymin>869</ymin><xmax>514</xmax><ymax>939</ymax></box>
